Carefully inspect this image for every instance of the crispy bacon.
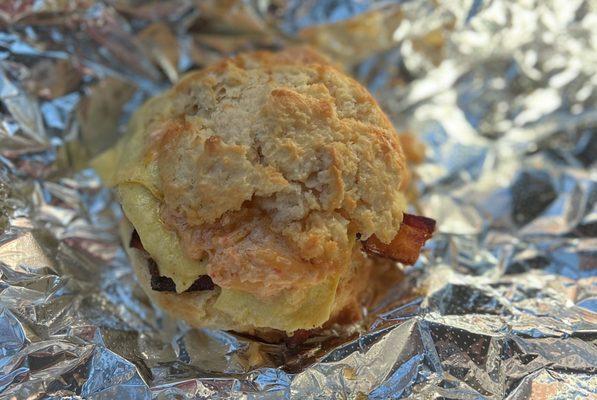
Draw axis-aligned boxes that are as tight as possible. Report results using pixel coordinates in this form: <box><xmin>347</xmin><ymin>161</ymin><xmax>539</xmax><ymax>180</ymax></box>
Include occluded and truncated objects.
<box><xmin>285</xmin><ymin>329</ymin><xmax>313</xmax><ymax>348</ymax></box>
<box><xmin>148</xmin><ymin>259</ymin><xmax>177</xmax><ymax>292</ymax></box>
<box><xmin>130</xmin><ymin>229</ymin><xmax>215</xmax><ymax>293</ymax></box>
<box><xmin>362</xmin><ymin>214</ymin><xmax>435</xmax><ymax>265</ymax></box>
<box><xmin>185</xmin><ymin>275</ymin><xmax>215</xmax><ymax>291</ymax></box>
<box><xmin>129</xmin><ymin>229</ymin><xmax>144</xmax><ymax>250</ymax></box>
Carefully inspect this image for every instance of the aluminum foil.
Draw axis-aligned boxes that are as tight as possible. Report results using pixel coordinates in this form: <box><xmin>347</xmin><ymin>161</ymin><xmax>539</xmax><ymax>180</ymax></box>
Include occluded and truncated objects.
<box><xmin>1</xmin><ymin>0</ymin><xmax>596</xmax><ymax>398</ymax></box>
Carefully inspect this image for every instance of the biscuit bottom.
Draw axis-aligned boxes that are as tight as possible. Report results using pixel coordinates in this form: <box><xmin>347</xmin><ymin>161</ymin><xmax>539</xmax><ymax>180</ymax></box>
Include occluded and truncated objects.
<box><xmin>120</xmin><ymin>217</ymin><xmax>402</xmax><ymax>341</ymax></box>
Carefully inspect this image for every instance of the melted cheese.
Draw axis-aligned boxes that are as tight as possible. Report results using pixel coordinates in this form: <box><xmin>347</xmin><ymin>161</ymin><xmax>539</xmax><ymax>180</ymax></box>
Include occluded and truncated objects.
<box><xmin>117</xmin><ymin>183</ymin><xmax>207</xmax><ymax>292</ymax></box>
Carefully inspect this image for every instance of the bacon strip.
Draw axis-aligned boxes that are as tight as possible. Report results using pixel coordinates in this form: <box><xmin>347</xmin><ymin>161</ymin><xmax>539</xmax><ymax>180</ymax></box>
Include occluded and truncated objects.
<box><xmin>363</xmin><ymin>214</ymin><xmax>435</xmax><ymax>265</ymax></box>
<box><xmin>285</xmin><ymin>329</ymin><xmax>313</xmax><ymax>348</ymax></box>
<box><xmin>129</xmin><ymin>229</ymin><xmax>144</xmax><ymax>250</ymax></box>
<box><xmin>185</xmin><ymin>275</ymin><xmax>215</xmax><ymax>291</ymax></box>
<box><xmin>148</xmin><ymin>259</ymin><xmax>177</xmax><ymax>292</ymax></box>
<box><xmin>129</xmin><ymin>229</ymin><xmax>215</xmax><ymax>293</ymax></box>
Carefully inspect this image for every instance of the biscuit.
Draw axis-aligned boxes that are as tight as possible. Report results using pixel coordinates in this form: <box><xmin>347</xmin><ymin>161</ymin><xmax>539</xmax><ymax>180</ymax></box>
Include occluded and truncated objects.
<box><xmin>105</xmin><ymin>47</ymin><xmax>411</xmax><ymax>335</ymax></box>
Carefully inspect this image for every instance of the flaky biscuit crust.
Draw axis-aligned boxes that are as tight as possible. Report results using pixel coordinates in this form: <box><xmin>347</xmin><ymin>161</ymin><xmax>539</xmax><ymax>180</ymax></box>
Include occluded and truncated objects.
<box><xmin>158</xmin><ymin>47</ymin><xmax>407</xmax><ymax>243</ymax></box>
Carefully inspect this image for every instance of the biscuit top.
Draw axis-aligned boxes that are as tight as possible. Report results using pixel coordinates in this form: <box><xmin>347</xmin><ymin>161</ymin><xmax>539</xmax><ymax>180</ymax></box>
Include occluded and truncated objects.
<box><xmin>112</xmin><ymin>48</ymin><xmax>407</xmax><ymax>295</ymax></box>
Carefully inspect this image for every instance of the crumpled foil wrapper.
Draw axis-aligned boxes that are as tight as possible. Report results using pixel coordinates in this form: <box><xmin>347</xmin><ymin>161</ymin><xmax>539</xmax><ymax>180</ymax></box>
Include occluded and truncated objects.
<box><xmin>1</xmin><ymin>0</ymin><xmax>596</xmax><ymax>398</ymax></box>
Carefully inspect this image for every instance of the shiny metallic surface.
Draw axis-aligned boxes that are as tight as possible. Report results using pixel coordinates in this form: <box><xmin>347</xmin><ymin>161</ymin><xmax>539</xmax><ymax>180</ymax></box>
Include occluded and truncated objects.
<box><xmin>1</xmin><ymin>0</ymin><xmax>596</xmax><ymax>398</ymax></box>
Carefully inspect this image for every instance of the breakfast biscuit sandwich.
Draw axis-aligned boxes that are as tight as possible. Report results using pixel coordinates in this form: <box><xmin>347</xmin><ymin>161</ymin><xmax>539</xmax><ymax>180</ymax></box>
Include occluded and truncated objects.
<box><xmin>96</xmin><ymin>47</ymin><xmax>435</xmax><ymax>339</ymax></box>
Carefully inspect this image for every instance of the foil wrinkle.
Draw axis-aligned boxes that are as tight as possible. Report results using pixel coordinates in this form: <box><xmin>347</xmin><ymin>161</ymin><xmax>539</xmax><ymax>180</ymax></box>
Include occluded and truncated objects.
<box><xmin>0</xmin><ymin>0</ymin><xmax>596</xmax><ymax>399</ymax></box>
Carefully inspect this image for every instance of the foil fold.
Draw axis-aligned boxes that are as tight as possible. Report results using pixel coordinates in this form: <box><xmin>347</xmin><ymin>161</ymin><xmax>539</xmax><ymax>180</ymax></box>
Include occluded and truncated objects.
<box><xmin>1</xmin><ymin>0</ymin><xmax>596</xmax><ymax>398</ymax></box>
